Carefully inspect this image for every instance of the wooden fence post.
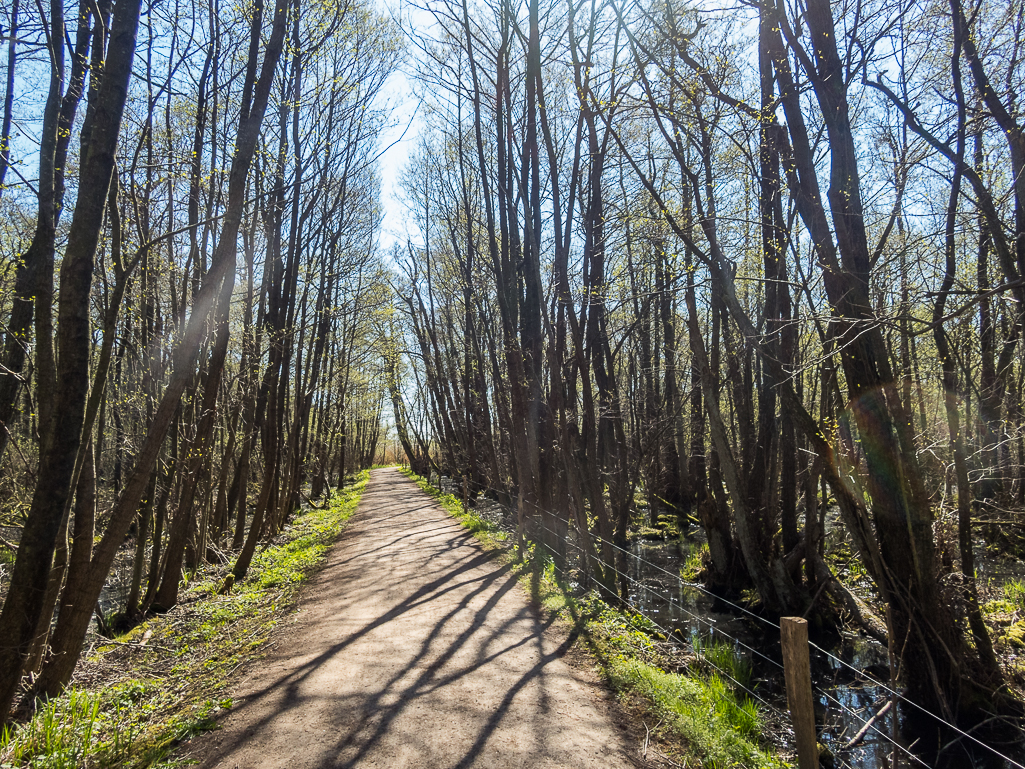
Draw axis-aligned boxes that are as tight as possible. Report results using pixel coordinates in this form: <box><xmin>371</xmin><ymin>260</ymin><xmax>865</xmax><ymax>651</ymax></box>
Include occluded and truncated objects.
<box><xmin>781</xmin><ymin>616</ymin><xmax>819</xmax><ymax>769</ymax></box>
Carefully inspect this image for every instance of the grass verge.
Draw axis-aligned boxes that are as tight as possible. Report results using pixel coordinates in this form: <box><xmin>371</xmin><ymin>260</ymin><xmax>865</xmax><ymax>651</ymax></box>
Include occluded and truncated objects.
<box><xmin>400</xmin><ymin>468</ymin><xmax>786</xmax><ymax>769</ymax></box>
<box><xmin>0</xmin><ymin>471</ymin><xmax>369</xmax><ymax>769</ymax></box>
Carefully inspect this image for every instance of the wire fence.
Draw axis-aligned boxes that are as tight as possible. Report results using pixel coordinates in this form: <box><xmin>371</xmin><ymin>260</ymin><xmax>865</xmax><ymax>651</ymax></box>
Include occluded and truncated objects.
<box><xmin>532</xmin><ymin>516</ymin><xmax>785</xmax><ymax>717</ymax></box>
<box><xmin>426</xmin><ymin>473</ymin><xmax>1025</xmax><ymax>769</ymax></box>
<box><xmin>526</xmin><ymin>515</ymin><xmax>936</xmax><ymax>769</ymax></box>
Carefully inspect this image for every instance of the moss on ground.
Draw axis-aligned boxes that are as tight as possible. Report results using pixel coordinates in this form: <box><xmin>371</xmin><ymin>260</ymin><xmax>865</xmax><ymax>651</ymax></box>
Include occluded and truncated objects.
<box><xmin>679</xmin><ymin>540</ymin><xmax>709</xmax><ymax>581</ymax></box>
<box><xmin>0</xmin><ymin>471</ymin><xmax>369</xmax><ymax>769</ymax></box>
<box><xmin>400</xmin><ymin>468</ymin><xmax>787</xmax><ymax>768</ymax></box>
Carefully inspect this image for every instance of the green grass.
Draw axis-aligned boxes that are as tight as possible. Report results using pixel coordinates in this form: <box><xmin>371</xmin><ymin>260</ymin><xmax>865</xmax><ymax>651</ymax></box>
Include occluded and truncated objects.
<box><xmin>611</xmin><ymin>658</ymin><xmax>766</xmax><ymax>766</ymax></box>
<box><xmin>985</xmin><ymin>579</ymin><xmax>1025</xmax><ymax>652</ymax></box>
<box><xmin>679</xmin><ymin>540</ymin><xmax>708</xmax><ymax>581</ymax></box>
<box><xmin>584</xmin><ymin>597</ymin><xmax>781</xmax><ymax>768</ymax></box>
<box><xmin>399</xmin><ymin>468</ymin><xmax>785</xmax><ymax>768</ymax></box>
<box><xmin>1005</xmin><ymin>578</ymin><xmax>1025</xmax><ymax>610</ymax></box>
<box><xmin>0</xmin><ymin>691</ymin><xmax>104</xmax><ymax>769</ymax></box>
<box><xmin>0</xmin><ymin>471</ymin><xmax>369</xmax><ymax>769</ymax></box>
<box><xmin>696</xmin><ymin>638</ymin><xmax>754</xmax><ymax>689</ymax></box>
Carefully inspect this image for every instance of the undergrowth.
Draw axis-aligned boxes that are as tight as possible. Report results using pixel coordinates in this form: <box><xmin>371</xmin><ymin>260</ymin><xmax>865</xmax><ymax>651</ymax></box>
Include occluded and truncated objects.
<box><xmin>679</xmin><ymin>540</ymin><xmax>709</xmax><ymax>581</ymax></box>
<box><xmin>400</xmin><ymin>468</ymin><xmax>786</xmax><ymax>769</ymax></box>
<box><xmin>1006</xmin><ymin>578</ymin><xmax>1025</xmax><ymax>610</ymax></box>
<box><xmin>0</xmin><ymin>471</ymin><xmax>369</xmax><ymax>769</ymax></box>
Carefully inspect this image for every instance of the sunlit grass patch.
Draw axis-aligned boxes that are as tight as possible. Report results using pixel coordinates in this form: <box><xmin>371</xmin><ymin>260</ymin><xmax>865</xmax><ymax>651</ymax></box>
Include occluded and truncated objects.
<box><xmin>610</xmin><ymin>658</ymin><xmax>770</xmax><ymax>768</ymax></box>
<box><xmin>585</xmin><ymin>598</ymin><xmax>781</xmax><ymax>768</ymax></box>
<box><xmin>679</xmin><ymin>540</ymin><xmax>708</xmax><ymax>581</ymax></box>
<box><xmin>1005</xmin><ymin>578</ymin><xmax>1025</xmax><ymax>610</ymax></box>
<box><xmin>695</xmin><ymin>638</ymin><xmax>754</xmax><ymax>689</ymax></box>
<box><xmin>0</xmin><ymin>691</ymin><xmax>104</xmax><ymax>768</ymax></box>
<box><xmin>0</xmin><ymin>472</ymin><xmax>368</xmax><ymax>769</ymax></box>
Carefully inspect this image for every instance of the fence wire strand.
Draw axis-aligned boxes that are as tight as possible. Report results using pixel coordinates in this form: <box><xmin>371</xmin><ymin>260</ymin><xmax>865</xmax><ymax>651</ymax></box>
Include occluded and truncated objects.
<box><xmin>531</xmin><ymin>517</ymin><xmax>788</xmax><ymax>675</ymax></box>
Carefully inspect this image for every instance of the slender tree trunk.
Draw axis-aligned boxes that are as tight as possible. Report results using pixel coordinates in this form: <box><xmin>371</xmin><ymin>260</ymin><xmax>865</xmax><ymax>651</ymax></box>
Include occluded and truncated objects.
<box><xmin>0</xmin><ymin>0</ymin><xmax>17</xmax><ymax>195</ymax></box>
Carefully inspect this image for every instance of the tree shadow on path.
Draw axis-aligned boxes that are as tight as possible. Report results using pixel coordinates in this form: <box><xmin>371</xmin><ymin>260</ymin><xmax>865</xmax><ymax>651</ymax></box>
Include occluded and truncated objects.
<box><xmin>196</xmin><ymin>469</ymin><xmax>638</xmax><ymax>769</ymax></box>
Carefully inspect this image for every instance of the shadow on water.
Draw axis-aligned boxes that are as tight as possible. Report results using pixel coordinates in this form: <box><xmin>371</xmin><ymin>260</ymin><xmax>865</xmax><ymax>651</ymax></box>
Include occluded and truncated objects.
<box><xmin>434</xmin><ymin>476</ymin><xmax>1025</xmax><ymax>769</ymax></box>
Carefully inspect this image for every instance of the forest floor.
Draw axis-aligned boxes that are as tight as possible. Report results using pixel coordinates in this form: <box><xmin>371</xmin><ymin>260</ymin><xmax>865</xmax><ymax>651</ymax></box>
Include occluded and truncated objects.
<box><xmin>184</xmin><ymin>467</ymin><xmax>654</xmax><ymax>769</ymax></box>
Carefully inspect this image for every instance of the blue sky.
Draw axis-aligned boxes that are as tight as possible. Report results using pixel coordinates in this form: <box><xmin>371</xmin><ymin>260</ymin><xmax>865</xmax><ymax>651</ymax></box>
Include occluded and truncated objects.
<box><xmin>376</xmin><ymin>67</ymin><xmax>420</xmax><ymax>253</ymax></box>
<box><xmin>376</xmin><ymin>0</ymin><xmax>435</xmax><ymax>254</ymax></box>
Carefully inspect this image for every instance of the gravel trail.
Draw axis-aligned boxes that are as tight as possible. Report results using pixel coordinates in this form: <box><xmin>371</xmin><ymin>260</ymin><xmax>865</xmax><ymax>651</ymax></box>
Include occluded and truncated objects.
<box><xmin>190</xmin><ymin>467</ymin><xmax>646</xmax><ymax>769</ymax></box>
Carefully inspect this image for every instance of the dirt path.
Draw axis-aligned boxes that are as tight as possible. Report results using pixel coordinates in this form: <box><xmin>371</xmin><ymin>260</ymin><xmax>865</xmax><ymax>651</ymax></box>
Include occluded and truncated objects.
<box><xmin>189</xmin><ymin>468</ymin><xmax>647</xmax><ymax>768</ymax></box>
